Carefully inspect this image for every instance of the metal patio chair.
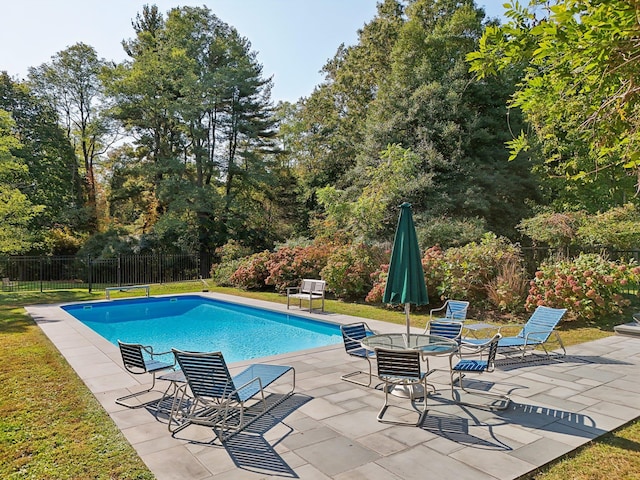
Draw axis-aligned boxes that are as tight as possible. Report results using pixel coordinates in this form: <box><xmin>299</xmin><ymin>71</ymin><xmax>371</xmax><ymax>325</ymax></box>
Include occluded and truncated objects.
<box><xmin>169</xmin><ymin>350</ymin><xmax>295</xmax><ymax>441</ymax></box>
<box><xmin>340</xmin><ymin>322</ymin><xmax>376</xmax><ymax>387</ymax></box>
<box><xmin>462</xmin><ymin>305</ymin><xmax>567</xmax><ymax>358</ymax></box>
<box><xmin>115</xmin><ymin>340</ymin><xmax>176</xmax><ymax>408</ymax></box>
<box><xmin>450</xmin><ymin>333</ymin><xmax>510</xmax><ymax>410</ymax></box>
<box><xmin>375</xmin><ymin>347</ymin><xmax>429</xmax><ymax>426</ymax></box>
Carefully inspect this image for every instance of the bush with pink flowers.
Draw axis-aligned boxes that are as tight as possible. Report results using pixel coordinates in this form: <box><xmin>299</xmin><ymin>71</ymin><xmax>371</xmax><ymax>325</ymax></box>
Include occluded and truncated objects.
<box><xmin>525</xmin><ymin>253</ymin><xmax>640</xmax><ymax>319</ymax></box>
<box><xmin>229</xmin><ymin>251</ymin><xmax>271</xmax><ymax>290</ymax></box>
<box><xmin>264</xmin><ymin>243</ymin><xmax>336</xmax><ymax>292</ymax></box>
<box><xmin>421</xmin><ymin>234</ymin><xmax>523</xmax><ymax>303</ymax></box>
<box><xmin>366</xmin><ymin>264</ymin><xmax>389</xmax><ymax>303</ymax></box>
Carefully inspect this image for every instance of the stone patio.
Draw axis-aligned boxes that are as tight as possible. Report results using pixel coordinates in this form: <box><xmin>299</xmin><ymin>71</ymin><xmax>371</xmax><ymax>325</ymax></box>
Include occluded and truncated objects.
<box><xmin>26</xmin><ymin>293</ymin><xmax>640</xmax><ymax>480</ymax></box>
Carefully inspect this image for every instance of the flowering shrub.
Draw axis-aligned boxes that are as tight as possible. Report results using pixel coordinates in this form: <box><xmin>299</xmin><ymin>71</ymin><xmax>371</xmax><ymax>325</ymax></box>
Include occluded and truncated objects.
<box><xmin>422</xmin><ymin>234</ymin><xmax>523</xmax><ymax>303</ymax></box>
<box><xmin>365</xmin><ymin>264</ymin><xmax>389</xmax><ymax>303</ymax></box>
<box><xmin>525</xmin><ymin>253</ymin><xmax>640</xmax><ymax>319</ymax></box>
<box><xmin>229</xmin><ymin>251</ymin><xmax>271</xmax><ymax>290</ymax></box>
<box><xmin>265</xmin><ymin>243</ymin><xmax>336</xmax><ymax>292</ymax></box>
<box><xmin>322</xmin><ymin>243</ymin><xmax>388</xmax><ymax>299</ymax></box>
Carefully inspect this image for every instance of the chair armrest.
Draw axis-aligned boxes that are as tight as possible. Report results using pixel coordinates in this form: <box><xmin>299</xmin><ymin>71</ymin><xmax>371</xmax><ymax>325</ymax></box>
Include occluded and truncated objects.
<box><xmin>496</xmin><ymin>323</ymin><xmax>525</xmax><ymax>333</ymax></box>
<box><xmin>143</xmin><ymin>345</ymin><xmax>177</xmax><ymax>366</ymax></box>
<box><xmin>286</xmin><ymin>286</ymin><xmax>301</xmax><ymax>294</ymax></box>
<box><xmin>429</xmin><ymin>304</ymin><xmax>447</xmax><ymax>318</ymax></box>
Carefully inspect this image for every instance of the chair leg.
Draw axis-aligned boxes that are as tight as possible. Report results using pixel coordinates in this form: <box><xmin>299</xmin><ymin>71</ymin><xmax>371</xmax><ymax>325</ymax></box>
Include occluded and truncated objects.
<box><xmin>341</xmin><ymin>356</ymin><xmax>373</xmax><ymax>387</ymax></box>
<box><xmin>116</xmin><ymin>372</ymin><xmax>161</xmax><ymax>408</ymax></box>
<box><xmin>377</xmin><ymin>378</ymin><xmax>428</xmax><ymax>426</ymax></box>
<box><xmin>450</xmin><ymin>370</ymin><xmax>510</xmax><ymax>410</ymax></box>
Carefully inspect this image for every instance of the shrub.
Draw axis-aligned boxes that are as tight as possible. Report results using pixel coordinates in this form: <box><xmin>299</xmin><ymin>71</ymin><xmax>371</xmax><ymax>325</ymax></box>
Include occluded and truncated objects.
<box><xmin>229</xmin><ymin>251</ymin><xmax>271</xmax><ymax>290</ymax></box>
<box><xmin>417</xmin><ymin>216</ymin><xmax>487</xmax><ymax>249</ymax></box>
<box><xmin>525</xmin><ymin>253</ymin><xmax>640</xmax><ymax>319</ymax></box>
<box><xmin>265</xmin><ymin>243</ymin><xmax>336</xmax><ymax>292</ymax></box>
<box><xmin>422</xmin><ymin>233</ymin><xmax>523</xmax><ymax>305</ymax></box>
<box><xmin>322</xmin><ymin>243</ymin><xmax>388</xmax><ymax>299</ymax></box>
<box><xmin>486</xmin><ymin>259</ymin><xmax>529</xmax><ymax>312</ymax></box>
<box><xmin>365</xmin><ymin>264</ymin><xmax>389</xmax><ymax>303</ymax></box>
<box><xmin>215</xmin><ymin>239</ymin><xmax>252</xmax><ymax>263</ymax></box>
<box><xmin>211</xmin><ymin>258</ymin><xmax>243</xmax><ymax>287</ymax></box>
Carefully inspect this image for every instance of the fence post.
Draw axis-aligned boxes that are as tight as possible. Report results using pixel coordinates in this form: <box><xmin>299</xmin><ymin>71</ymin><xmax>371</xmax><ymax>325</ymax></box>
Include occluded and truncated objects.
<box><xmin>39</xmin><ymin>256</ymin><xmax>43</xmax><ymax>293</ymax></box>
<box><xmin>117</xmin><ymin>254</ymin><xmax>122</xmax><ymax>287</ymax></box>
<box><xmin>87</xmin><ymin>256</ymin><xmax>92</xmax><ymax>293</ymax></box>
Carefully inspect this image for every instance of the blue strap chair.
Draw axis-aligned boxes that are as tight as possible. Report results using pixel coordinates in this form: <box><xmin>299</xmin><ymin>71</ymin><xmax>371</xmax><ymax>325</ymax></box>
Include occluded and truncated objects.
<box><xmin>463</xmin><ymin>306</ymin><xmax>567</xmax><ymax>358</ymax></box>
<box><xmin>429</xmin><ymin>300</ymin><xmax>469</xmax><ymax>322</ymax></box>
<box><xmin>450</xmin><ymin>334</ymin><xmax>510</xmax><ymax>410</ymax></box>
<box><xmin>340</xmin><ymin>322</ymin><xmax>376</xmax><ymax>387</ymax></box>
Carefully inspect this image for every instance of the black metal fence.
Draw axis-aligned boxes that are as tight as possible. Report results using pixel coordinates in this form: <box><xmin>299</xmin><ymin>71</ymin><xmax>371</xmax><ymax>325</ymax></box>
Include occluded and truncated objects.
<box><xmin>0</xmin><ymin>254</ymin><xmax>212</xmax><ymax>293</ymax></box>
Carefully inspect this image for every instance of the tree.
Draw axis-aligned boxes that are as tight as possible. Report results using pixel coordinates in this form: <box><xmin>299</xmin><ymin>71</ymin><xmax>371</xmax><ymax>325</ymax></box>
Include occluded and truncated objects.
<box><xmin>361</xmin><ymin>0</ymin><xmax>539</xmax><ymax>237</ymax></box>
<box><xmin>105</xmin><ymin>5</ymin><xmax>280</xmax><ymax>254</ymax></box>
<box><xmin>468</xmin><ymin>0</ymin><xmax>640</xmax><ymax>208</ymax></box>
<box><xmin>0</xmin><ymin>73</ymin><xmax>85</xmax><ymax>247</ymax></box>
<box><xmin>0</xmin><ymin>110</ymin><xmax>45</xmax><ymax>254</ymax></box>
<box><xmin>28</xmin><ymin>43</ymin><xmax>114</xmax><ymax>227</ymax></box>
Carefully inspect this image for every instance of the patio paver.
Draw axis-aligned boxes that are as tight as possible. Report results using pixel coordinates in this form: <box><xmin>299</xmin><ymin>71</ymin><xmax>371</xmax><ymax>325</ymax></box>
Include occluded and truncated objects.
<box><xmin>26</xmin><ymin>292</ymin><xmax>640</xmax><ymax>480</ymax></box>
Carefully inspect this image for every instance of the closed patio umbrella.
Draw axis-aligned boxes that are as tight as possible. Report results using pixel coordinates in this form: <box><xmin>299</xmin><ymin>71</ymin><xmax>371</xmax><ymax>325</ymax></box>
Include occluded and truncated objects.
<box><xmin>383</xmin><ymin>203</ymin><xmax>429</xmax><ymax>340</ymax></box>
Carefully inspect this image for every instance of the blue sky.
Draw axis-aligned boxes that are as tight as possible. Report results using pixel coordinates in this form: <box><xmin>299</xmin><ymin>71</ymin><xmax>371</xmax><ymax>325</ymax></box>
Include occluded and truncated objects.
<box><xmin>0</xmin><ymin>1</ymin><xmax>506</xmax><ymax>103</ymax></box>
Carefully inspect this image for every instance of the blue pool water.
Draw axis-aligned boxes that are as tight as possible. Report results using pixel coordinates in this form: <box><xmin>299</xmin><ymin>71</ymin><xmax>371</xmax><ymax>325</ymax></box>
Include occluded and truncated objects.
<box><xmin>63</xmin><ymin>295</ymin><xmax>342</xmax><ymax>363</ymax></box>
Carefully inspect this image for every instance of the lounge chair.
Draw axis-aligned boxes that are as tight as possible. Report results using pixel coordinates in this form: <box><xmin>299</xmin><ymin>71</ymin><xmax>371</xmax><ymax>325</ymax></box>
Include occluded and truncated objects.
<box><xmin>340</xmin><ymin>322</ymin><xmax>376</xmax><ymax>387</ymax></box>
<box><xmin>375</xmin><ymin>347</ymin><xmax>429</xmax><ymax>426</ymax></box>
<box><xmin>286</xmin><ymin>279</ymin><xmax>326</xmax><ymax>312</ymax></box>
<box><xmin>429</xmin><ymin>299</ymin><xmax>469</xmax><ymax>322</ymax></box>
<box><xmin>450</xmin><ymin>333</ymin><xmax>510</xmax><ymax>410</ymax></box>
<box><xmin>463</xmin><ymin>305</ymin><xmax>567</xmax><ymax>358</ymax></box>
<box><xmin>115</xmin><ymin>341</ymin><xmax>176</xmax><ymax>408</ymax></box>
<box><xmin>169</xmin><ymin>350</ymin><xmax>295</xmax><ymax>441</ymax></box>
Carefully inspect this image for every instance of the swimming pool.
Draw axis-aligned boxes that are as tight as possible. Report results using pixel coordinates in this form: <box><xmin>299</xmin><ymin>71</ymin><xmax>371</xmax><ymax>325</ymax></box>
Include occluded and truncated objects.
<box><xmin>63</xmin><ymin>295</ymin><xmax>343</xmax><ymax>363</ymax></box>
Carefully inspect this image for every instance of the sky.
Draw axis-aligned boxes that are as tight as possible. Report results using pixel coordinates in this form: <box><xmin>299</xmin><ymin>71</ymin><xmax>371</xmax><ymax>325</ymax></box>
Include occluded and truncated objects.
<box><xmin>0</xmin><ymin>0</ymin><xmax>506</xmax><ymax>104</ymax></box>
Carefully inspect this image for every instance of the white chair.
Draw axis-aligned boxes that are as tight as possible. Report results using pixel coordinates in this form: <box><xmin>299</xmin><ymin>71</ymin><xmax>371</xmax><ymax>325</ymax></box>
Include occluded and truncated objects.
<box><xmin>286</xmin><ymin>279</ymin><xmax>326</xmax><ymax>312</ymax></box>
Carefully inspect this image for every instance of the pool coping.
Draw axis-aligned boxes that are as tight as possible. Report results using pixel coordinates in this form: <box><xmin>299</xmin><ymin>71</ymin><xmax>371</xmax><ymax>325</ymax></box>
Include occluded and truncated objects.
<box><xmin>26</xmin><ymin>292</ymin><xmax>640</xmax><ymax>480</ymax></box>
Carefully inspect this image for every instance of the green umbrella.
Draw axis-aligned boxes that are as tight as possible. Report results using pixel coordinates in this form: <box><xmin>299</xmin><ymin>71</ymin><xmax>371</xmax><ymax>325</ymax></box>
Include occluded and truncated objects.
<box><xmin>383</xmin><ymin>202</ymin><xmax>429</xmax><ymax>339</ymax></box>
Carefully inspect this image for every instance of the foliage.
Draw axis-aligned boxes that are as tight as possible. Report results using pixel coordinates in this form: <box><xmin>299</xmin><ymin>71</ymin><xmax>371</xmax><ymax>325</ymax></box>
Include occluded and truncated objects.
<box><xmin>76</xmin><ymin>227</ymin><xmax>137</xmax><ymax>258</ymax></box>
<box><xmin>0</xmin><ymin>73</ymin><xmax>85</xmax><ymax>242</ymax></box>
<box><xmin>576</xmin><ymin>203</ymin><xmax>640</xmax><ymax>250</ymax></box>
<box><xmin>103</xmin><ymin>5</ymin><xmax>281</xmax><ymax>256</ymax></box>
<box><xmin>365</xmin><ymin>264</ymin><xmax>389</xmax><ymax>304</ymax></box>
<box><xmin>265</xmin><ymin>243</ymin><xmax>336</xmax><ymax>292</ymax></box>
<box><xmin>29</xmin><ymin>42</ymin><xmax>113</xmax><ymax>228</ymax></box>
<box><xmin>518</xmin><ymin>210</ymin><xmax>586</xmax><ymax>248</ymax></box>
<box><xmin>486</xmin><ymin>258</ymin><xmax>529</xmax><ymax>312</ymax></box>
<box><xmin>321</xmin><ymin>243</ymin><xmax>388</xmax><ymax>299</ymax></box>
<box><xmin>211</xmin><ymin>258</ymin><xmax>243</xmax><ymax>287</ymax></box>
<box><xmin>519</xmin><ymin>204</ymin><xmax>640</xmax><ymax>249</ymax></box>
<box><xmin>0</xmin><ymin>110</ymin><xmax>45</xmax><ymax>255</ymax></box>
<box><xmin>417</xmin><ymin>215</ymin><xmax>487</xmax><ymax>249</ymax></box>
<box><xmin>526</xmin><ymin>253</ymin><xmax>640</xmax><ymax>319</ymax></box>
<box><xmin>468</xmin><ymin>0</ymin><xmax>640</xmax><ymax>208</ymax></box>
<box><xmin>229</xmin><ymin>251</ymin><xmax>271</xmax><ymax>290</ymax></box>
<box><xmin>215</xmin><ymin>239</ymin><xmax>253</xmax><ymax>264</ymax></box>
<box><xmin>422</xmin><ymin>233</ymin><xmax>524</xmax><ymax>305</ymax></box>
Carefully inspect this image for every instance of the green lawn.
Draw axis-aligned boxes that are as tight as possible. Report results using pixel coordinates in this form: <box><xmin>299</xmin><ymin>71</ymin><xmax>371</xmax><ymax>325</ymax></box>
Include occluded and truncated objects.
<box><xmin>0</xmin><ymin>282</ymin><xmax>638</xmax><ymax>479</ymax></box>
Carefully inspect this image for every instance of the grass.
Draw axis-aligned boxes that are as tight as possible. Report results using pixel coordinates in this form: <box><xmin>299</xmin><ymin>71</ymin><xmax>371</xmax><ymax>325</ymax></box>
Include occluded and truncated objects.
<box><xmin>0</xmin><ymin>282</ymin><xmax>639</xmax><ymax>479</ymax></box>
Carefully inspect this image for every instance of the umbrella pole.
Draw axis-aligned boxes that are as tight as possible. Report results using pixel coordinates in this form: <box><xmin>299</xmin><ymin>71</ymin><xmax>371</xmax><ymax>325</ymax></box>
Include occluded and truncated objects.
<box><xmin>405</xmin><ymin>303</ymin><xmax>411</xmax><ymax>342</ymax></box>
